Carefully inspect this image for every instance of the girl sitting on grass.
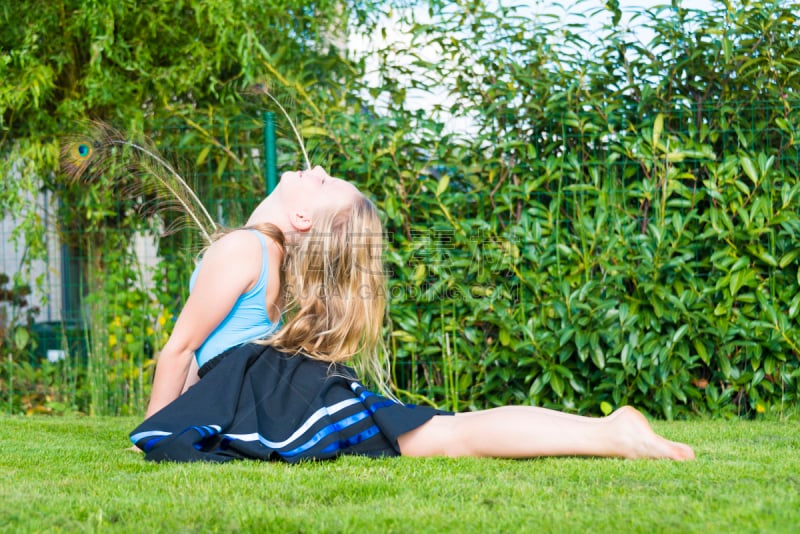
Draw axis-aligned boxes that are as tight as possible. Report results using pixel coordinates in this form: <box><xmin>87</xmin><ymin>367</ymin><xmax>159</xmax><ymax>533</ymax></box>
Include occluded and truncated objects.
<box><xmin>131</xmin><ymin>166</ymin><xmax>695</xmax><ymax>462</ymax></box>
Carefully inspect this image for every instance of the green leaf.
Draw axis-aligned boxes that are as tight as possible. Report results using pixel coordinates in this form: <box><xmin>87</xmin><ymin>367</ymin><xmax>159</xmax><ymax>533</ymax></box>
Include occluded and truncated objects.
<box><xmin>741</xmin><ymin>155</ymin><xmax>759</xmax><ymax>185</ymax></box>
<box><xmin>734</xmin><ymin>180</ymin><xmax>750</xmax><ymax>196</ymax></box>
<box><xmin>499</xmin><ymin>328</ymin><xmax>511</xmax><ymax>347</ymax></box>
<box><xmin>14</xmin><ymin>327</ymin><xmax>30</xmax><ymax>351</ymax></box>
<box><xmin>436</xmin><ymin>175</ymin><xmax>450</xmax><ymax>196</ymax></box>
<box><xmin>789</xmin><ymin>293</ymin><xmax>800</xmax><ymax>318</ymax></box>
<box><xmin>300</xmin><ymin>126</ymin><xmax>330</xmax><ymax>138</ymax></box>
<box><xmin>764</xmin><ymin>357</ymin><xmax>776</xmax><ymax>376</ymax></box>
<box><xmin>600</xmin><ymin>401</ymin><xmax>613</xmax><ymax>416</ymax></box>
<box><xmin>550</xmin><ymin>373</ymin><xmax>564</xmax><ymax>397</ymax></box>
<box><xmin>779</xmin><ymin>248</ymin><xmax>800</xmax><ymax>268</ymax></box>
<box><xmin>694</xmin><ymin>340</ymin><xmax>710</xmax><ymax>365</ymax></box>
<box><xmin>196</xmin><ymin>145</ymin><xmax>211</xmax><ymax>166</ymax></box>
<box><xmin>652</xmin><ymin>113</ymin><xmax>664</xmax><ymax>150</ymax></box>
<box><xmin>591</xmin><ymin>346</ymin><xmax>605</xmax><ymax>369</ymax></box>
<box><xmin>755</xmin><ymin>250</ymin><xmax>777</xmax><ymax>267</ymax></box>
<box><xmin>718</xmin><ymin>353</ymin><xmax>732</xmax><ymax>378</ymax></box>
<box><xmin>731</xmin><ymin>256</ymin><xmax>750</xmax><ymax>272</ymax></box>
<box><xmin>729</xmin><ymin>269</ymin><xmax>751</xmax><ymax>296</ymax></box>
<box><xmin>413</xmin><ymin>264</ymin><xmax>426</xmax><ymax>284</ymax></box>
<box><xmin>668</xmin><ymin>381</ymin><xmax>687</xmax><ymax>403</ymax></box>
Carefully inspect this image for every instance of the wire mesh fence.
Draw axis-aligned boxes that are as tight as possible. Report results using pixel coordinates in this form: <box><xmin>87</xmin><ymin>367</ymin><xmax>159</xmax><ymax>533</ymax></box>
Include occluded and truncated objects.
<box><xmin>2</xmin><ymin>100</ymin><xmax>799</xmax><ymax>415</ymax></box>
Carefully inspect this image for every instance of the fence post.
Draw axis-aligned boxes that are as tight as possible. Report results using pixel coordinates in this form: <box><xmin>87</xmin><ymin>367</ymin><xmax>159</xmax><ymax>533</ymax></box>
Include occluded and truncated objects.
<box><xmin>263</xmin><ymin>111</ymin><xmax>277</xmax><ymax>194</ymax></box>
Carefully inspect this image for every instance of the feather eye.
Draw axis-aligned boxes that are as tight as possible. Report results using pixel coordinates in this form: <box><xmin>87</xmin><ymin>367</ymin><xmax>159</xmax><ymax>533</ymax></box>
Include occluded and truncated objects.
<box><xmin>60</xmin><ymin>122</ymin><xmax>218</xmax><ymax>244</ymax></box>
<box><xmin>61</xmin><ymin>139</ymin><xmax>99</xmax><ymax>179</ymax></box>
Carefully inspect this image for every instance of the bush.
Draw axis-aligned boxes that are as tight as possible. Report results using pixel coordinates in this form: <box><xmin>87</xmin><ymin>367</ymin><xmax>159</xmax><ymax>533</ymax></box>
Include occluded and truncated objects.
<box><xmin>3</xmin><ymin>0</ymin><xmax>799</xmax><ymax>418</ymax></box>
<box><xmin>322</xmin><ymin>0</ymin><xmax>800</xmax><ymax>417</ymax></box>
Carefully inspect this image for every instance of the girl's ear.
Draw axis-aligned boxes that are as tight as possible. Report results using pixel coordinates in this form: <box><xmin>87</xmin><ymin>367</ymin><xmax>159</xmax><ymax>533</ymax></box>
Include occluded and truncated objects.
<box><xmin>290</xmin><ymin>210</ymin><xmax>312</xmax><ymax>232</ymax></box>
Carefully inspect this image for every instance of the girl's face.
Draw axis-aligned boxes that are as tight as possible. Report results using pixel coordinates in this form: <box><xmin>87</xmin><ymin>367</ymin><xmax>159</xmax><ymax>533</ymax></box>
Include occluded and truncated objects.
<box><xmin>278</xmin><ymin>166</ymin><xmax>361</xmax><ymax>225</ymax></box>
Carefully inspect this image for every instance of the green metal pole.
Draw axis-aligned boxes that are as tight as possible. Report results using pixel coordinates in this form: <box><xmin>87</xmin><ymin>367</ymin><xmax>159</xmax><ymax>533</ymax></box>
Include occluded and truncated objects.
<box><xmin>263</xmin><ymin>111</ymin><xmax>278</xmax><ymax>194</ymax></box>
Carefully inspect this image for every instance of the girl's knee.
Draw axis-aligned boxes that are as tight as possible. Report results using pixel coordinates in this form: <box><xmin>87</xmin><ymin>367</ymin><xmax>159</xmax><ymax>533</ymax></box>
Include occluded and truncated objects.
<box><xmin>397</xmin><ymin>415</ymin><xmax>467</xmax><ymax>457</ymax></box>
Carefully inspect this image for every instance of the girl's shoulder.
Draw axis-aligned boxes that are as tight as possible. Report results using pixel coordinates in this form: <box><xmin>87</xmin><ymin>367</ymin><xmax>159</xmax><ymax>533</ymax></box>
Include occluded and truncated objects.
<box><xmin>211</xmin><ymin>228</ymin><xmax>280</xmax><ymax>255</ymax></box>
<box><xmin>205</xmin><ymin>229</ymin><xmax>283</xmax><ymax>280</ymax></box>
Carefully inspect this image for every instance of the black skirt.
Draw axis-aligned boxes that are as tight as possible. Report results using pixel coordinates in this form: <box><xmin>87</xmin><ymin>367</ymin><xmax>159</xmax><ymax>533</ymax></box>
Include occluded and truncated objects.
<box><xmin>130</xmin><ymin>343</ymin><xmax>449</xmax><ymax>463</ymax></box>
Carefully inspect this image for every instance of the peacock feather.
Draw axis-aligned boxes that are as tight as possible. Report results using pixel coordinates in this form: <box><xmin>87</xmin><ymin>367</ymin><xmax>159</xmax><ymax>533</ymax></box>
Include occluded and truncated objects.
<box><xmin>264</xmin><ymin>91</ymin><xmax>311</xmax><ymax>170</ymax></box>
<box><xmin>61</xmin><ymin>94</ymin><xmax>312</xmax><ymax>242</ymax></box>
<box><xmin>60</xmin><ymin>122</ymin><xmax>218</xmax><ymax>243</ymax></box>
<box><xmin>62</xmin><ymin>139</ymin><xmax>98</xmax><ymax>177</ymax></box>
<box><xmin>246</xmin><ymin>82</ymin><xmax>312</xmax><ymax>171</ymax></box>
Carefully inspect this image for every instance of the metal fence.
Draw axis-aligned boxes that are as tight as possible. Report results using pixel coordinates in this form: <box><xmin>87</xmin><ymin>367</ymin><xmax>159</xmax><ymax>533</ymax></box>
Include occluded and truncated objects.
<box><xmin>3</xmin><ymin>101</ymin><xmax>800</xmax><ymax>415</ymax></box>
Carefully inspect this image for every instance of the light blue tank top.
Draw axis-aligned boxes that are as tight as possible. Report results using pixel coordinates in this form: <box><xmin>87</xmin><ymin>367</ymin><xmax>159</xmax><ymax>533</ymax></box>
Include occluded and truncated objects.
<box><xmin>190</xmin><ymin>230</ymin><xmax>280</xmax><ymax>367</ymax></box>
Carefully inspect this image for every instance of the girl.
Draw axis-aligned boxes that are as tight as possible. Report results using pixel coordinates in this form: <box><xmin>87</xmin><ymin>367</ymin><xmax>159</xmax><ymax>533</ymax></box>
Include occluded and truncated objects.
<box><xmin>132</xmin><ymin>167</ymin><xmax>694</xmax><ymax>462</ymax></box>
<box><xmin>142</xmin><ymin>165</ymin><xmax>364</xmax><ymax>418</ymax></box>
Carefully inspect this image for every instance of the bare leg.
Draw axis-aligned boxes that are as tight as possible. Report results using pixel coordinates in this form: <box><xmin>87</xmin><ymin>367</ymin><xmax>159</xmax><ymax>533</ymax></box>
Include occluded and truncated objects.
<box><xmin>181</xmin><ymin>358</ymin><xmax>200</xmax><ymax>393</ymax></box>
<box><xmin>398</xmin><ymin>406</ymin><xmax>694</xmax><ymax>460</ymax></box>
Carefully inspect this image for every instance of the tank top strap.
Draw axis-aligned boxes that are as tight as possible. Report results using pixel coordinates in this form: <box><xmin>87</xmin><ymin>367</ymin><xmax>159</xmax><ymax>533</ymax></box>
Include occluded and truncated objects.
<box><xmin>246</xmin><ymin>228</ymin><xmax>270</xmax><ymax>265</ymax></box>
<box><xmin>245</xmin><ymin>228</ymin><xmax>270</xmax><ymax>290</ymax></box>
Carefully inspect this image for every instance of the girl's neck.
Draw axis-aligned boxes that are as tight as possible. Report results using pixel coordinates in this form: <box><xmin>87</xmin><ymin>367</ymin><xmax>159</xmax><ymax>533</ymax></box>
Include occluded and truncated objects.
<box><xmin>246</xmin><ymin>192</ymin><xmax>287</xmax><ymax>232</ymax></box>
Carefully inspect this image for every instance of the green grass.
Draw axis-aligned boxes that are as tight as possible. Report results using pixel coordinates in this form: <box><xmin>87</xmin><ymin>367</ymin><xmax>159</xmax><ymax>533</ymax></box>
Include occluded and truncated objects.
<box><xmin>1</xmin><ymin>415</ymin><xmax>799</xmax><ymax>533</ymax></box>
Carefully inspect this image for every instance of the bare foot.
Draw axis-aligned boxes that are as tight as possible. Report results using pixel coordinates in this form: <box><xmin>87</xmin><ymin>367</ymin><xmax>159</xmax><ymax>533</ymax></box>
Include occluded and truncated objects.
<box><xmin>609</xmin><ymin>406</ymin><xmax>695</xmax><ymax>460</ymax></box>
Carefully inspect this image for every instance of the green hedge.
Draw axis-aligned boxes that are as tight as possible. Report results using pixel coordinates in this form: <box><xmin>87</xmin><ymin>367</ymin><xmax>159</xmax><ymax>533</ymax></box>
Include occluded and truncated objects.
<box><xmin>3</xmin><ymin>0</ymin><xmax>799</xmax><ymax>418</ymax></box>
<box><xmin>364</xmin><ymin>104</ymin><xmax>800</xmax><ymax>418</ymax></box>
<box><xmin>321</xmin><ymin>0</ymin><xmax>800</xmax><ymax>417</ymax></box>
<box><xmin>313</xmin><ymin>100</ymin><xmax>800</xmax><ymax>418</ymax></box>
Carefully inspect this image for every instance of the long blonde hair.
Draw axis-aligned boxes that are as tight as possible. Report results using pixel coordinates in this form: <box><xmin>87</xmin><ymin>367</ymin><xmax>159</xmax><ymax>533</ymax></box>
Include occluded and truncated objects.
<box><xmin>269</xmin><ymin>195</ymin><xmax>390</xmax><ymax>391</ymax></box>
<box><xmin>209</xmin><ymin>223</ymin><xmax>286</xmax><ymax>253</ymax></box>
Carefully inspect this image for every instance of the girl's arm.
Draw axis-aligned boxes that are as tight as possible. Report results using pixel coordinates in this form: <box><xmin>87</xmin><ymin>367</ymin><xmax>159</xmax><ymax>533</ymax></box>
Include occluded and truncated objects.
<box><xmin>143</xmin><ymin>231</ymin><xmax>264</xmax><ymax>418</ymax></box>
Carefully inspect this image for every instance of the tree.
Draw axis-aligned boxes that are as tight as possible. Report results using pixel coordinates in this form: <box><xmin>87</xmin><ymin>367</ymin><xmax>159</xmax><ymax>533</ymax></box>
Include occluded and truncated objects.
<box><xmin>0</xmin><ymin>0</ymin><xmax>378</xmax><ymax>415</ymax></box>
<box><xmin>0</xmin><ymin>0</ymin><xmax>368</xmax><ymax>239</ymax></box>
<box><xmin>0</xmin><ymin>0</ymin><xmax>371</xmax><ymax>280</ymax></box>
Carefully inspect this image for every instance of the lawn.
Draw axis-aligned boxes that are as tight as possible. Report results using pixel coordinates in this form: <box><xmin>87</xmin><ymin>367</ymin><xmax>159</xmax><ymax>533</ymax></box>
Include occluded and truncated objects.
<box><xmin>1</xmin><ymin>415</ymin><xmax>798</xmax><ymax>533</ymax></box>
